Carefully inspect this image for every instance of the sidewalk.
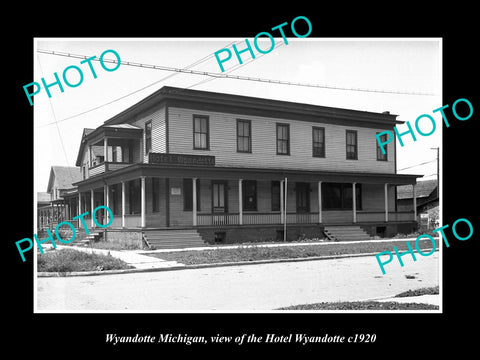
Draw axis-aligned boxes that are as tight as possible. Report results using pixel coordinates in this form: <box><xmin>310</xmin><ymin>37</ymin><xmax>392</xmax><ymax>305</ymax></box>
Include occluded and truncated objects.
<box><xmin>52</xmin><ymin>245</ymin><xmax>185</xmax><ymax>270</ymax></box>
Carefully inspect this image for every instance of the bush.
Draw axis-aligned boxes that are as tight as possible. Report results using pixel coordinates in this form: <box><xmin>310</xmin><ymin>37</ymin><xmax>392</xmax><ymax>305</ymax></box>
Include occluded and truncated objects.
<box><xmin>37</xmin><ymin>248</ymin><xmax>133</xmax><ymax>272</ymax></box>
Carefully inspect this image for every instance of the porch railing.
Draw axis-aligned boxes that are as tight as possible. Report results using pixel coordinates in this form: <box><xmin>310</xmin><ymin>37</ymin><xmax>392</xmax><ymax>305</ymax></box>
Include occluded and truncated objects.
<box><xmin>196</xmin><ymin>211</ymin><xmax>415</xmax><ymax>226</ymax></box>
<box><xmin>197</xmin><ymin>212</ymin><xmax>319</xmax><ymax>226</ymax></box>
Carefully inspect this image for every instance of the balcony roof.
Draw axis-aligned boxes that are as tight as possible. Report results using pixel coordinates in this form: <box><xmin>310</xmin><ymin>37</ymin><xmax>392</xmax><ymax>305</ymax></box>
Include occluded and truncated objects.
<box><xmin>75</xmin><ymin>124</ymin><xmax>143</xmax><ymax>166</ymax></box>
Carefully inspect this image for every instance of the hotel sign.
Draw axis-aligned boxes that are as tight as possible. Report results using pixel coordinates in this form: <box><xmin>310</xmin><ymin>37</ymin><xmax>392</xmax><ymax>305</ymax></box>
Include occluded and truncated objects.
<box><xmin>149</xmin><ymin>153</ymin><xmax>215</xmax><ymax>166</ymax></box>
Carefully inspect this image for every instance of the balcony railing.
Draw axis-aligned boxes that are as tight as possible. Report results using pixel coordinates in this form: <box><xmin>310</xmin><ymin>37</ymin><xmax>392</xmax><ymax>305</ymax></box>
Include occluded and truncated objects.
<box><xmin>88</xmin><ymin>161</ymin><xmax>132</xmax><ymax>178</ymax></box>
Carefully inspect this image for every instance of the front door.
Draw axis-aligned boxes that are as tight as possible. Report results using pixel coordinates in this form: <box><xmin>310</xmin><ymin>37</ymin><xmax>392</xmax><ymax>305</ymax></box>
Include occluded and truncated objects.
<box><xmin>212</xmin><ymin>181</ymin><xmax>228</xmax><ymax>213</ymax></box>
<box><xmin>296</xmin><ymin>182</ymin><xmax>310</xmax><ymax>213</ymax></box>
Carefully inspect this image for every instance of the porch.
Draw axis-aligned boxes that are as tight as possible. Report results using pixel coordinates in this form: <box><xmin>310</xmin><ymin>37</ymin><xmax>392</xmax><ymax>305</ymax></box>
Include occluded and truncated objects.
<box><xmin>74</xmin><ymin>173</ymin><xmax>418</xmax><ymax>230</ymax></box>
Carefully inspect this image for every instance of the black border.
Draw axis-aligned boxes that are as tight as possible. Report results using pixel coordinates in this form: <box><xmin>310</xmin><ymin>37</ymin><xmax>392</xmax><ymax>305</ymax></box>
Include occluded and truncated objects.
<box><xmin>8</xmin><ymin>7</ymin><xmax>479</xmax><ymax>356</ymax></box>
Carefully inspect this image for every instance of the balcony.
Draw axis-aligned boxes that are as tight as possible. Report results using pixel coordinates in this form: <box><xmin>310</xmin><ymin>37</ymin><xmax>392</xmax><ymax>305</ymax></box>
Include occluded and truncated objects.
<box><xmin>88</xmin><ymin>161</ymin><xmax>133</xmax><ymax>178</ymax></box>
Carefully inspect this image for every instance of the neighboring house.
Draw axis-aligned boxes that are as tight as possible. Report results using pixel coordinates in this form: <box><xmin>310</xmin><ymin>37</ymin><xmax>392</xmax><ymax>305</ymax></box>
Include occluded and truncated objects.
<box><xmin>37</xmin><ymin>166</ymin><xmax>82</xmax><ymax>231</ymax></box>
<box><xmin>73</xmin><ymin>86</ymin><xmax>421</xmax><ymax>244</ymax></box>
<box><xmin>397</xmin><ymin>179</ymin><xmax>439</xmax><ymax>228</ymax></box>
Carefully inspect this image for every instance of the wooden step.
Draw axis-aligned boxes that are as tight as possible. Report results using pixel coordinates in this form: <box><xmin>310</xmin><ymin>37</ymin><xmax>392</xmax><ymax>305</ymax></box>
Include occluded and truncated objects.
<box><xmin>324</xmin><ymin>226</ymin><xmax>372</xmax><ymax>241</ymax></box>
<box><xmin>143</xmin><ymin>229</ymin><xmax>206</xmax><ymax>249</ymax></box>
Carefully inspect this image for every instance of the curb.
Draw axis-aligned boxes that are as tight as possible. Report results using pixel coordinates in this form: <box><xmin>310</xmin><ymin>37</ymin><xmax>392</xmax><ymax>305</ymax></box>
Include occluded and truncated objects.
<box><xmin>38</xmin><ymin>250</ymin><xmax>436</xmax><ymax>277</ymax></box>
<box><xmin>37</xmin><ymin>244</ymin><xmax>440</xmax><ymax>278</ymax></box>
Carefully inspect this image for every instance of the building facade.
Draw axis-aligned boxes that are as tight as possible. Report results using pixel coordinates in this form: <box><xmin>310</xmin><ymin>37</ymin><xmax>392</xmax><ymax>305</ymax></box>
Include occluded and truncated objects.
<box><xmin>37</xmin><ymin>166</ymin><xmax>81</xmax><ymax>232</ymax></box>
<box><xmin>73</xmin><ymin>86</ymin><xmax>421</xmax><ymax>244</ymax></box>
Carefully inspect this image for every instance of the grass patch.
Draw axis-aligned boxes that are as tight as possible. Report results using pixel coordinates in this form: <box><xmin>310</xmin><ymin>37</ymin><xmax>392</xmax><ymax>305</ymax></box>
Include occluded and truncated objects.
<box><xmin>146</xmin><ymin>239</ymin><xmax>439</xmax><ymax>265</ymax></box>
<box><xmin>395</xmin><ymin>286</ymin><xmax>439</xmax><ymax>297</ymax></box>
<box><xmin>37</xmin><ymin>248</ymin><xmax>134</xmax><ymax>273</ymax></box>
<box><xmin>278</xmin><ymin>301</ymin><xmax>439</xmax><ymax>310</ymax></box>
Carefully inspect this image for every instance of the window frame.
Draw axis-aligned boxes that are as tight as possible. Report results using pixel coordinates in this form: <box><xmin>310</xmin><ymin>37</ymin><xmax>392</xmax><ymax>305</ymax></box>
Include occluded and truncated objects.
<box><xmin>183</xmin><ymin>178</ymin><xmax>201</xmax><ymax>212</ymax></box>
<box><xmin>242</xmin><ymin>180</ymin><xmax>257</xmax><ymax>211</ymax></box>
<box><xmin>236</xmin><ymin>119</ymin><xmax>252</xmax><ymax>153</ymax></box>
<box><xmin>346</xmin><ymin>130</ymin><xmax>358</xmax><ymax>160</ymax></box>
<box><xmin>193</xmin><ymin>115</ymin><xmax>210</xmax><ymax>150</ymax></box>
<box><xmin>312</xmin><ymin>126</ymin><xmax>325</xmax><ymax>158</ymax></box>
<box><xmin>322</xmin><ymin>182</ymin><xmax>362</xmax><ymax>210</ymax></box>
<box><xmin>376</xmin><ymin>132</ymin><xmax>388</xmax><ymax>161</ymax></box>
<box><xmin>271</xmin><ymin>180</ymin><xmax>281</xmax><ymax>211</ymax></box>
<box><xmin>276</xmin><ymin>123</ymin><xmax>290</xmax><ymax>155</ymax></box>
<box><xmin>145</xmin><ymin>120</ymin><xmax>152</xmax><ymax>155</ymax></box>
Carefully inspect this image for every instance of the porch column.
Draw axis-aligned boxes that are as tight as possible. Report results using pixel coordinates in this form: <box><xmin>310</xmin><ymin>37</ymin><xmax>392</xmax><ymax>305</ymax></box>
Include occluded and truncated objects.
<box><xmin>384</xmin><ymin>183</ymin><xmax>389</xmax><ymax>222</ymax></box>
<box><xmin>104</xmin><ymin>184</ymin><xmax>109</xmax><ymax>225</ymax></box>
<box><xmin>90</xmin><ymin>189</ymin><xmax>95</xmax><ymax>227</ymax></box>
<box><xmin>78</xmin><ymin>193</ymin><xmax>82</xmax><ymax>224</ymax></box>
<box><xmin>280</xmin><ymin>180</ymin><xmax>284</xmax><ymax>224</ymax></box>
<box><xmin>412</xmin><ymin>183</ymin><xmax>417</xmax><ymax>221</ymax></box>
<box><xmin>104</xmin><ymin>137</ymin><xmax>108</xmax><ymax>163</ymax></box>
<box><xmin>352</xmin><ymin>182</ymin><xmax>357</xmax><ymax>223</ymax></box>
<box><xmin>141</xmin><ymin>176</ymin><xmax>146</xmax><ymax>228</ymax></box>
<box><xmin>121</xmin><ymin>181</ymin><xmax>126</xmax><ymax>228</ymax></box>
<box><xmin>88</xmin><ymin>145</ymin><xmax>92</xmax><ymax>167</ymax></box>
<box><xmin>238</xmin><ymin>179</ymin><xmax>243</xmax><ymax>225</ymax></box>
<box><xmin>317</xmin><ymin>181</ymin><xmax>322</xmax><ymax>223</ymax></box>
<box><xmin>192</xmin><ymin>177</ymin><xmax>198</xmax><ymax>226</ymax></box>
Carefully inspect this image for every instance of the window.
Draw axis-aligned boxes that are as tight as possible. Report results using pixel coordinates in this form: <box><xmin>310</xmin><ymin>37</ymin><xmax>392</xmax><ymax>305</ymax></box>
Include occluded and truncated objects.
<box><xmin>212</xmin><ymin>181</ymin><xmax>227</xmax><ymax>212</ymax></box>
<box><xmin>128</xmin><ymin>179</ymin><xmax>141</xmax><ymax>214</ymax></box>
<box><xmin>376</xmin><ymin>132</ymin><xmax>388</xmax><ymax>161</ymax></box>
<box><xmin>323</xmin><ymin>182</ymin><xmax>362</xmax><ymax>210</ymax></box>
<box><xmin>312</xmin><ymin>127</ymin><xmax>325</xmax><ymax>157</ymax></box>
<box><xmin>276</xmin><ymin>123</ymin><xmax>290</xmax><ymax>155</ymax></box>
<box><xmin>145</xmin><ymin>121</ymin><xmax>152</xmax><ymax>155</ymax></box>
<box><xmin>237</xmin><ymin>119</ymin><xmax>252</xmax><ymax>153</ymax></box>
<box><xmin>346</xmin><ymin>130</ymin><xmax>358</xmax><ymax>160</ymax></box>
<box><xmin>193</xmin><ymin>115</ymin><xmax>209</xmax><ymax>150</ymax></box>
<box><xmin>243</xmin><ymin>180</ymin><xmax>257</xmax><ymax>211</ymax></box>
<box><xmin>152</xmin><ymin>178</ymin><xmax>160</xmax><ymax>212</ymax></box>
<box><xmin>183</xmin><ymin>178</ymin><xmax>201</xmax><ymax>211</ymax></box>
<box><xmin>109</xmin><ymin>184</ymin><xmax>121</xmax><ymax>216</ymax></box>
<box><xmin>271</xmin><ymin>181</ymin><xmax>281</xmax><ymax>211</ymax></box>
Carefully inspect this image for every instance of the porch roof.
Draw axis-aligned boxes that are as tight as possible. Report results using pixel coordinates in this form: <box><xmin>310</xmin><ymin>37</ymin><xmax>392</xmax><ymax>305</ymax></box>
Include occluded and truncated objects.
<box><xmin>73</xmin><ymin>163</ymin><xmax>421</xmax><ymax>190</ymax></box>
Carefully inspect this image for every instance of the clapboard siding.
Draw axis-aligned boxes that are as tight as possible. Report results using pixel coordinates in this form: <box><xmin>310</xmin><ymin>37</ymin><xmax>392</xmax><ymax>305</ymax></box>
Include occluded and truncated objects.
<box><xmin>168</xmin><ymin>107</ymin><xmax>395</xmax><ymax>173</ymax></box>
<box><xmin>130</xmin><ymin>105</ymin><xmax>166</xmax><ymax>163</ymax></box>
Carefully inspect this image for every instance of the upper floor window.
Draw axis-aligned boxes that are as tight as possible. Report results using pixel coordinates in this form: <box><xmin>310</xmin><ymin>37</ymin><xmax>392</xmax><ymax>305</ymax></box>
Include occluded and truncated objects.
<box><xmin>346</xmin><ymin>130</ymin><xmax>358</xmax><ymax>160</ymax></box>
<box><xmin>145</xmin><ymin>121</ymin><xmax>152</xmax><ymax>155</ymax></box>
<box><xmin>276</xmin><ymin>123</ymin><xmax>290</xmax><ymax>155</ymax></box>
<box><xmin>376</xmin><ymin>132</ymin><xmax>388</xmax><ymax>161</ymax></box>
<box><xmin>312</xmin><ymin>127</ymin><xmax>325</xmax><ymax>157</ymax></box>
<box><xmin>237</xmin><ymin>119</ymin><xmax>252</xmax><ymax>153</ymax></box>
<box><xmin>193</xmin><ymin>115</ymin><xmax>209</xmax><ymax>150</ymax></box>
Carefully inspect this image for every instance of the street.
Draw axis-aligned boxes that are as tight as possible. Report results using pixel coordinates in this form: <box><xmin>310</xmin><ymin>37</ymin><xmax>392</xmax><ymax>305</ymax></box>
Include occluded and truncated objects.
<box><xmin>36</xmin><ymin>252</ymin><xmax>439</xmax><ymax>312</ymax></box>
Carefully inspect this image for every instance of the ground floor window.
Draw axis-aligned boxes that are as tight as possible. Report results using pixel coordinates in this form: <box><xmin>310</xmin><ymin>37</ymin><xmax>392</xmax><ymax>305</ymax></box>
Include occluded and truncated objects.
<box><xmin>212</xmin><ymin>181</ymin><xmax>228</xmax><ymax>213</ymax></box>
<box><xmin>183</xmin><ymin>178</ymin><xmax>201</xmax><ymax>211</ymax></box>
<box><xmin>129</xmin><ymin>179</ymin><xmax>141</xmax><ymax>214</ymax></box>
<box><xmin>108</xmin><ymin>184</ymin><xmax>122</xmax><ymax>216</ymax></box>
<box><xmin>243</xmin><ymin>180</ymin><xmax>257</xmax><ymax>211</ymax></box>
<box><xmin>152</xmin><ymin>178</ymin><xmax>160</xmax><ymax>212</ymax></box>
<box><xmin>271</xmin><ymin>181</ymin><xmax>281</xmax><ymax>211</ymax></box>
<box><xmin>323</xmin><ymin>182</ymin><xmax>362</xmax><ymax>210</ymax></box>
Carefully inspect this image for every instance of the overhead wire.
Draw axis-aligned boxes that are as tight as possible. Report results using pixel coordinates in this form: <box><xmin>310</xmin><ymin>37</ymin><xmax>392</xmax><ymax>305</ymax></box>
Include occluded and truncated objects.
<box><xmin>37</xmin><ymin>48</ymin><xmax>437</xmax><ymax>97</ymax></box>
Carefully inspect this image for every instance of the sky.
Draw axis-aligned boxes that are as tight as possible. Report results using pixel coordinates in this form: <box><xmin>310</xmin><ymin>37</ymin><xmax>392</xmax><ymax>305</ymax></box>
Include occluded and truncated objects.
<box><xmin>33</xmin><ymin>38</ymin><xmax>442</xmax><ymax>192</ymax></box>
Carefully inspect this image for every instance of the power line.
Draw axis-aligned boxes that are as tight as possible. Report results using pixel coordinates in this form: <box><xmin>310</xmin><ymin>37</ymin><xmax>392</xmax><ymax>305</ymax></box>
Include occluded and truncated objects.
<box><xmin>36</xmin><ymin>53</ymin><xmax>74</xmax><ymax>182</ymax></box>
<box><xmin>37</xmin><ymin>48</ymin><xmax>437</xmax><ymax>96</ymax></box>
<box><xmin>397</xmin><ymin>159</ymin><xmax>437</xmax><ymax>171</ymax></box>
<box><xmin>37</xmin><ymin>42</ymin><xmax>239</xmax><ymax>127</ymax></box>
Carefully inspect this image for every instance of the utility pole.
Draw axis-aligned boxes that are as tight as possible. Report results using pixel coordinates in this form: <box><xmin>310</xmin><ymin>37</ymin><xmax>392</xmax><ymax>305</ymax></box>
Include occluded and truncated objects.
<box><xmin>431</xmin><ymin>147</ymin><xmax>439</xmax><ymax>199</ymax></box>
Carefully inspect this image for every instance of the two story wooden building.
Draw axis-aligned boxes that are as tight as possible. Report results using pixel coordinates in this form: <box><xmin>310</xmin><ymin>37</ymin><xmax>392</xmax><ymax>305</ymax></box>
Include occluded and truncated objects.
<box><xmin>73</xmin><ymin>86</ymin><xmax>421</xmax><ymax>246</ymax></box>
